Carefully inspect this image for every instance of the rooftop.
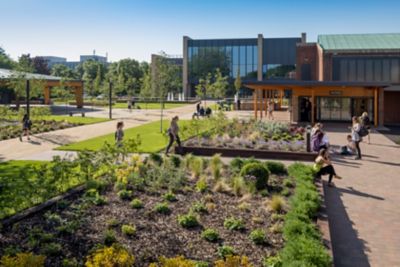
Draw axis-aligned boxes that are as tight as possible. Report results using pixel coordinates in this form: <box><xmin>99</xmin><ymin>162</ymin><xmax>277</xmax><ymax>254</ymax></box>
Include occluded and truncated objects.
<box><xmin>318</xmin><ymin>33</ymin><xmax>400</xmax><ymax>52</ymax></box>
<box><xmin>0</xmin><ymin>68</ymin><xmax>62</xmax><ymax>81</ymax></box>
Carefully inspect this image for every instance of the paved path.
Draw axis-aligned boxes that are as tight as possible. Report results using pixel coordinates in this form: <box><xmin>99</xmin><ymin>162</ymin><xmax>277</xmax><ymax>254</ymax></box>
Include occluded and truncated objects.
<box><xmin>0</xmin><ymin>104</ymin><xmax>198</xmax><ymax>162</ymax></box>
<box><xmin>322</xmin><ymin>126</ymin><xmax>400</xmax><ymax>267</ymax></box>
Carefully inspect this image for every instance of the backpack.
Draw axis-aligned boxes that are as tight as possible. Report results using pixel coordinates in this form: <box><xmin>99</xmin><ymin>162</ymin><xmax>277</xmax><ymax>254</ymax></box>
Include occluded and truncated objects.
<box><xmin>358</xmin><ymin>126</ymin><xmax>369</xmax><ymax>137</ymax></box>
<box><xmin>362</xmin><ymin>116</ymin><xmax>370</xmax><ymax>126</ymax></box>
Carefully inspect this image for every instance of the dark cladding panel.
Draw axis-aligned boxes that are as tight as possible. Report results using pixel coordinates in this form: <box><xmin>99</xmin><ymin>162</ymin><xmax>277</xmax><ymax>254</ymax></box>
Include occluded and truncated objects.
<box><xmin>263</xmin><ymin>38</ymin><xmax>301</xmax><ymax>65</ymax></box>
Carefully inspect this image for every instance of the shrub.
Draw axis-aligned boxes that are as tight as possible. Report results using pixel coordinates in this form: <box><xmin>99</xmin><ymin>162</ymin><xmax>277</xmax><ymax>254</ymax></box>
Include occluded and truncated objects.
<box><xmin>62</xmin><ymin>258</ymin><xmax>78</xmax><ymax>267</ymax></box>
<box><xmin>154</xmin><ymin>202</ymin><xmax>171</xmax><ymax>214</ymax></box>
<box><xmin>0</xmin><ymin>252</ymin><xmax>46</xmax><ymax>267</ymax></box>
<box><xmin>230</xmin><ymin>157</ymin><xmax>244</xmax><ymax>172</ymax></box>
<box><xmin>263</xmin><ymin>255</ymin><xmax>282</xmax><ymax>267</ymax></box>
<box><xmin>163</xmin><ymin>192</ymin><xmax>177</xmax><ymax>202</ymax></box>
<box><xmin>268</xmin><ymin>195</ymin><xmax>285</xmax><ymax>213</ymax></box>
<box><xmin>189</xmin><ymin>157</ymin><xmax>203</xmax><ymax>179</ymax></box>
<box><xmin>130</xmin><ymin>198</ymin><xmax>144</xmax><ymax>209</ymax></box>
<box><xmin>149</xmin><ymin>256</ymin><xmax>197</xmax><ymax>267</ymax></box>
<box><xmin>264</xmin><ymin>161</ymin><xmax>287</xmax><ymax>175</ymax></box>
<box><xmin>206</xmin><ymin>202</ymin><xmax>217</xmax><ymax>213</ymax></box>
<box><xmin>117</xmin><ymin>189</ymin><xmax>133</xmax><ymax>200</ymax></box>
<box><xmin>214</xmin><ymin>255</ymin><xmax>253</xmax><ymax>267</ymax></box>
<box><xmin>212</xmin><ymin>180</ymin><xmax>232</xmax><ymax>194</ymax></box>
<box><xmin>217</xmin><ymin>245</ymin><xmax>236</xmax><ymax>259</ymax></box>
<box><xmin>149</xmin><ymin>153</ymin><xmax>163</xmax><ymax>165</ymax></box>
<box><xmin>85</xmin><ymin>244</ymin><xmax>134</xmax><ymax>267</ymax></box>
<box><xmin>201</xmin><ymin>228</ymin><xmax>219</xmax><ymax>242</ymax></box>
<box><xmin>40</xmin><ymin>242</ymin><xmax>62</xmax><ymax>256</ymax></box>
<box><xmin>103</xmin><ymin>229</ymin><xmax>117</xmax><ymax>246</ymax></box>
<box><xmin>280</xmin><ymin>188</ymin><xmax>291</xmax><ymax>197</ymax></box>
<box><xmin>121</xmin><ymin>224</ymin><xmax>136</xmax><ymax>237</ymax></box>
<box><xmin>249</xmin><ymin>229</ymin><xmax>267</xmax><ymax>245</ymax></box>
<box><xmin>282</xmin><ymin>179</ymin><xmax>294</xmax><ymax>188</ymax></box>
<box><xmin>231</xmin><ymin>176</ymin><xmax>247</xmax><ymax>196</ymax></box>
<box><xmin>269</xmin><ymin>223</ymin><xmax>283</xmax><ymax>234</ymax></box>
<box><xmin>170</xmin><ymin>154</ymin><xmax>181</xmax><ymax>168</ymax></box>
<box><xmin>190</xmin><ymin>201</ymin><xmax>208</xmax><ymax>214</ymax></box>
<box><xmin>178</xmin><ymin>212</ymin><xmax>199</xmax><ymax>228</ymax></box>
<box><xmin>210</xmin><ymin>154</ymin><xmax>223</xmax><ymax>180</ymax></box>
<box><xmin>283</xmin><ymin>218</ymin><xmax>320</xmax><ymax>241</ymax></box>
<box><xmin>240</xmin><ymin>162</ymin><xmax>269</xmax><ymax>190</ymax></box>
<box><xmin>195</xmin><ymin>177</ymin><xmax>208</xmax><ymax>193</ymax></box>
<box><xmin>224</xmin><ymin>217</ymin><xmax>245</xmax><ymax>231</ymax></box>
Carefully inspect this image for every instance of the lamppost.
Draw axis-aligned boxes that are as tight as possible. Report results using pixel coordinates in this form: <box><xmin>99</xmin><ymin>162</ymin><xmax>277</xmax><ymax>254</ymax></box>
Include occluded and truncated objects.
<box><xmin>26</xmin><ymin>80</ymin><xmax>30</xmax><ymax>119</ymax></box>
<box><xmin>109</xmin><ymin>80</ymin><xmax>112</xmax><ymax>119</ymax></box>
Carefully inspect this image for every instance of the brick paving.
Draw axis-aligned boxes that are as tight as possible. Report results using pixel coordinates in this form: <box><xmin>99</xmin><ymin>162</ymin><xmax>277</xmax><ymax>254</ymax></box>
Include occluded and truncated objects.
<box><xmin>322</xmin><ymin>126</ymin><xmax>400</xmax><ymax>267</ymax></box>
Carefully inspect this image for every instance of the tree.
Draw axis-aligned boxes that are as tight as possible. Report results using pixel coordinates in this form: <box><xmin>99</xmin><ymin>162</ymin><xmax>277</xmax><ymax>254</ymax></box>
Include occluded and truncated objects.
<box><xmin>234</xmin><ymin>69</ymin><xmax>242</xmax><ymax>95</ymax></box>
<box><xmin>51</xmin><ymin>64</ymin><xmax>77</xmax><ymax>79</ymax></box>
<box><xmin>210</xmin><ymin>68</ymin><xmax>229</xmax><ymax>99</ymax></box>
<box><xmin>195</xmin><ymin>72</ymin><xmax>212</xmax><ymax>100</ymax></box>
<box><xmin>32</xmin><ymin>57</ymin><xmax>50</xmax><ymax>74</ymax></box>
<box><xmin>107</xmin><ymin>59</ymin><xmax>142</xmax><ymax>96</ymax></box>
<box><xmin>139</xmin><ymin>69</ymin><xmax>152</xmax><ymax>99</ymax></box>
<box><xmin>82</xmin><ymin>60</ymin><xmax>106</xmax><ymax>97</ymax></box>
<box><xmin>0</xmin><ymin>47</ymin><xmax>16</xmax><ymax>69</ymax></box>
<box><xmin>152</xmin><ymin>53</ymin><xmax>182</xmax><ymax>97</ymax></box>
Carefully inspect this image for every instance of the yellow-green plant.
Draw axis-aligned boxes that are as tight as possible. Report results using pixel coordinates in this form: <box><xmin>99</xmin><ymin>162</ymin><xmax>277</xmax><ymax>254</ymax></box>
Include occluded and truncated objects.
<box><xmin>189</xmin><ymin>157</ymin><xmax>203</xmax><ymax>179</ymax></box>
<box><xmin>214</xmin><ymin>255</ymin><xmax>253</xmax><ymax>267</ymax></box>
<box><xmin>85</xmin><ymin>244</ymin><xmax>134</xmax><ymax>267</ymax></box>
<box><xmin>210</xmin><ymin>154</ymin><xmax>222</xmax><ymax>180</ymax></box>
<box><xmin>268</xmin><ymin>195</ymin><xmax>286</xmax><ymax>213</ymax></box>
<box><xmin>149</xmin><ymin>255</ymin><xmax>197</xmax><ymax>267</ymax></box>
<box><xmin>0</xmin><ymin>252</ymin><xmax>46</xmax><ymax>267</ymax></box>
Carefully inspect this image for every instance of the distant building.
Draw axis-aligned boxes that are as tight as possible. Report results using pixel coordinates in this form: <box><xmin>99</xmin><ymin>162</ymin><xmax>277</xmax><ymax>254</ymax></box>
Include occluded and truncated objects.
<box><xmin>40</xmin><ymin>52</ymin><xmax>109</xmax><ymax>70</ymax></box>
<box><xmin>151</xmin><ymin>53</ymin><xmax>183</xmax><ymax>95</ymax></box>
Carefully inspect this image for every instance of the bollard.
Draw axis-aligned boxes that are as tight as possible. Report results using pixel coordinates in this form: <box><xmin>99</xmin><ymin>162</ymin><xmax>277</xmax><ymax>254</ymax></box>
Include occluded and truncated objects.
<box><xmin>306</xmin><ymin>125</ymin><xmax>312</xmax><ymax>152</ymax></box>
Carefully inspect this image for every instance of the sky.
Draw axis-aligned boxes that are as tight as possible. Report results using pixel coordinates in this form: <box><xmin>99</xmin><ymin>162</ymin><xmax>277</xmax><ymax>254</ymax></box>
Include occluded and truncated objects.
<box><xmin>1</xmin><ymin>0</ymin><xmax>400</xmax><ymax>63</ymax></box>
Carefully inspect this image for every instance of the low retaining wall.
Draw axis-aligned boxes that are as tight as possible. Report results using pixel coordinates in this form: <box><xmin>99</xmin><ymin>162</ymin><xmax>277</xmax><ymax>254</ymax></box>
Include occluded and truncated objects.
<box><xmin>177</xmin><ymin>145</ymin><xmax>317</xmax><ymax>161</ymax></box>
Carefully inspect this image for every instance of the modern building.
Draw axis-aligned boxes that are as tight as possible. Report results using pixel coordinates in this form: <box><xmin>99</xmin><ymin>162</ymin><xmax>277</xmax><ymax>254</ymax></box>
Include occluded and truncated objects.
<box><xmin>245</xmin><ymin>33</ymin><xmax>400</xmax><ymax>126</ymax></box>
<box><xmin>182</xmin><ymin>33</ymin><xmax>305</xmax><ymax>97</ymax></box>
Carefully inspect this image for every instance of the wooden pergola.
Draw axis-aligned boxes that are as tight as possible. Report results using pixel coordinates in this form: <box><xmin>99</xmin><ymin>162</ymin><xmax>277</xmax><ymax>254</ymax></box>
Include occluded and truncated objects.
<box><xmin>0</xmin><ymin>68</ymin><xmax>84</xmax><ymax>108</ymax></box>
<box><xmin>244</xmin><ymin>80</ymin><xmax>390</xmax><ymax>127</ymax></box>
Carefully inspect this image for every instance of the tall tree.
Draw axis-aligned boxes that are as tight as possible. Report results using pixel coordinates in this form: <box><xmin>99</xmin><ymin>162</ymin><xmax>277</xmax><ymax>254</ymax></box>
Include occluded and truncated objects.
<box><xmin>51</xmin><ymin>64</ymin><xmax>77</xmax><ymax>79</ymax></box>
<box><xmin>0</xmin><ymin>47</ymin><xmax>16</xmax><ymax>69</ymax></box>
<box><xmin>234</xmin><ymin>69</ymin><xmax>242</xmax><ymax>95</ymax></box>
<box><xmin>139</xmin><ymin>69</ymin><xmax>152</xmax><ymax>98</ymax></box>
<box><xmin>32</xmin><ymin>57</ymin><xmax>50</xmax><ymax>74</ymax></box>
<box><xmin>210</xmin><ymin>68</ymin><xmax>229</xmax><ymax>99</ymax></box>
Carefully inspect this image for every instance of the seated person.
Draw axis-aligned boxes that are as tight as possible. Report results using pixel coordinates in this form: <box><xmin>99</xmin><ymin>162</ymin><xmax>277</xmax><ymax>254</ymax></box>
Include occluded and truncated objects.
<box><xmin>311</xmin><ymin>130</ymin><xmax>324</xmax><ymax>152</ymax></box>
<box><xmin>205</xmin><ymin>107</ymin><xmax>212</xmax><ymax>117</ymax></box>
<box><xmin>339</xmin><ymin>135</ymin><xmax>355</xmax><ymax>155</ymax></box>
<box><xmin>199</xmin><ymin>106</ymin><xmax>205</xmax><ymax>116</ymax></box>
<box><xmin>192</xmin><ymin>112</ymin><xmax>199</xmax><ymax>119</ymax></box>
<box><xmin>313</xmin><ymin>148</ymin><xmax>342</xmax><ymax>187</ymax></box>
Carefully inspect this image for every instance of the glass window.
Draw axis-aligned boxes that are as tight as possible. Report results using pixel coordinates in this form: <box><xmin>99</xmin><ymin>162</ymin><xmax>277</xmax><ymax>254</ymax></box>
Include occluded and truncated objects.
<box><xmin>240</xmin><ymin>46</ymin><xmax>246</xmax><ymax>65</ymax></box>
<box><xmin>240</xmin><ymin>65</ymin><xmax>246</xmax><ymax>77</ymax></box>
<box><xmin>253</xmin><ymin>46</ymin><xmax>258</xmax><ymax>68</ymax></box>
<box><xmin>232</xmin><ymin>46</ymin><xmax>239</xmax><ymax>65</ymax></box>
<box><xmin>246</xmin><ymin>46</ymin><xmax>253</xmax><ymax>65</ymax></box>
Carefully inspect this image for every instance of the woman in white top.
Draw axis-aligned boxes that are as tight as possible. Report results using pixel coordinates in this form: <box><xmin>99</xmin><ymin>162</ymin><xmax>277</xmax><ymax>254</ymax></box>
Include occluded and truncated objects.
<box><xmin>166</xmin><ymin>116</ymin><xmax>181</xmax><ymax>155</ymax></box>
<box><xmin>351</xmin><ymin>116</ymin><xmax>362</xmax><ymax>160</ymax></box>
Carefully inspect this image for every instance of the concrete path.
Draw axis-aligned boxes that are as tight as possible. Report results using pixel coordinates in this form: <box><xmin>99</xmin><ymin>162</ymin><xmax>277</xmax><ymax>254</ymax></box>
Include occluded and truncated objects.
<box><xmin>0</xmin><ymin>103</ymin><xmax>198</xmax><ymax>162</ymax></box>
<box><xmin>322</xmin><ymin>126</ymin><xmax>400</xmax><ymax>267</ymax></box>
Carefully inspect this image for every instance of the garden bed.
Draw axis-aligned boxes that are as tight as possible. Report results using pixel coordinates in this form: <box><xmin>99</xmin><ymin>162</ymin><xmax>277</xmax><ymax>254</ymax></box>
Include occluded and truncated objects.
<box><xmin>0</xmin><ymin>154</ymin><xmax>296</xmax><ymax>266</ymax></box>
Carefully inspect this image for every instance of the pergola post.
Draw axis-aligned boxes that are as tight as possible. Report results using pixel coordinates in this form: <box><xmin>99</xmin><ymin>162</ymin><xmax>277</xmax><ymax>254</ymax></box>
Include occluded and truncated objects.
<box><xmin>254</xmin><ymin>89</ymin><xmax>258</xmax><ymax>119</ymax></box>
<box><xmin>75</xmin><ymin>85</ymin><xmax>84</xmax><ymax>108</ymax></box>
<box><xmin>43</xmin><ymin>86</ymin><xmax>50</xmax><ymax>105</ymax></box>
<box><xmin>260</xmin><ymin>90</ymin><xmax>263</xmax><ymax>119</ymax></box>
<box><xmin>374</xmin><ymin>87</ymin><xmax>378</xmax><ymax>127</ymax></box>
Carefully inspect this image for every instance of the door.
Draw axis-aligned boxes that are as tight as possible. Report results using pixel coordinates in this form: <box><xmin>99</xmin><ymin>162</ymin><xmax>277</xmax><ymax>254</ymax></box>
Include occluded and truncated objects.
<box><xmin>384</xmin><ymin>91</ymin><xmax>400</xmax><ymax>125</ymax></box>
<box><xmin>351</xmin><ymin>98</ymin><xmax>373</xmax><ymax>119</ymax></box>
<box><xmin>299</xmin><ymin>96</ymin><xmax>312</xmax><ymax>122</ymax></box>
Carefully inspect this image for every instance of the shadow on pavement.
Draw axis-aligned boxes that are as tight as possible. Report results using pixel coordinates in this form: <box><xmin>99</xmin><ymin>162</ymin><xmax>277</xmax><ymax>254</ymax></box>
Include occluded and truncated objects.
<box><xmin>362</xmin><ymin>159</ymin><xmax>400</xmax><ymax>167</ymax></box>
<box><xmin>34</xmin><ymin>134</ymin><xmax>74</xmax><ymax>146</ymax></box>
<box><xmin>324</xmin><ymin>181</ymin><xmax>371</xmax><ymax>267</ymax></box>
<box><xmin>338</xmin><ymin>186</ymin><xmax>384</xmax><ymax>201</ymax></box>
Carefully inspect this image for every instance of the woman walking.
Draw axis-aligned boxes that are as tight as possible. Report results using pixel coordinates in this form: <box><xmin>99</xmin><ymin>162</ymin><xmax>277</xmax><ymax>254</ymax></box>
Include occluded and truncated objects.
<box><xmin>360</xmin><ymin>112</ymin><xmax>371</xmax><ymax>144</ymax></box>
<box><xmin>351</xmin><ymin>116</ymin><xmax>362</xmax><ymax>160</ymax></box>
<box><xmin>313</xmin><ymin>148</ymin><xmax>342</xmax><ymax>187</ymax></box>
<box><xmin>19</xmin><ymin>114</ymin><xmax>32</xmax><ymax>142</ymax></box>
<box><xmin>166</xmin><ymin>116</ymin><xmax>181</xmax><ymax>155</ymax></box>
<box><xmin>115</xmin><ymin>121</ymin><xmax>124</xmax><ymax>147</ymax></box>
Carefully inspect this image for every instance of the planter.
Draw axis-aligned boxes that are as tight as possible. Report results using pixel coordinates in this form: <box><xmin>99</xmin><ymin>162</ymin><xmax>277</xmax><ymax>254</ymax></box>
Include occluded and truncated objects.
<box><xmin>176</xmin><ymin>145</ymin><xmax>317</xmax><ymax>161</ymax></box>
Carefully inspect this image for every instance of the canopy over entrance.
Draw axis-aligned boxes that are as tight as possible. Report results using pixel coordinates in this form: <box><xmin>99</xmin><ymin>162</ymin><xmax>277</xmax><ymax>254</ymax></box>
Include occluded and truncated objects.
<box><xmin>244</xmin><ymin>80</ymin><xmax>390</xmax><ymax>126</ymax></box>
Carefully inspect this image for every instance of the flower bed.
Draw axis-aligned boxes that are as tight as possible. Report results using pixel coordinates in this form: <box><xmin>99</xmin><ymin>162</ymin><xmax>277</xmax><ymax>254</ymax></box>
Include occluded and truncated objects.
<box><xmin>0</xmin><ymin>154</ymin><xmax>301</xmax><ymax>266</ymax></box>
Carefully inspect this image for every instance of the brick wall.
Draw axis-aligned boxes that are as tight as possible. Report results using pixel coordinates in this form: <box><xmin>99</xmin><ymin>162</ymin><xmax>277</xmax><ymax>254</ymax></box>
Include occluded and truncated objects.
<box><xmin>296</xmin><ymin>43</ymin><xmax>323</xmax><ymax>81</ymax></box>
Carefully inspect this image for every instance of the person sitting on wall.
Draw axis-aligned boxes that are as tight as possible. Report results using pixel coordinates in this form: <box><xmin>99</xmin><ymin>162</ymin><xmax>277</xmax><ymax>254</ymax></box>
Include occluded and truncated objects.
<box><xmin>205</xmin><ymin>107</ymin><xmax>212</xmax><ymax>117</ymax></box>
<box><xmin>311</xmin><ymin>129</ymin><xmax>329</xmax><ymax>152</ymax></box>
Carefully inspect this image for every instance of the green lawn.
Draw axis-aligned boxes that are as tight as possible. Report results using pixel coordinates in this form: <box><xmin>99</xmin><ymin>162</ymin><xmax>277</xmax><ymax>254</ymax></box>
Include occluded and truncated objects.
<box><xmin>57</xmin><ymin>119</ymin><xmax>211</xmax><ymax>153</ymax></box>
<box><xmin>113</xmin><ymin>102</ymin><xmax>189</xmax><ymax>109</ymax></box>
<box><xmin>0</xmin><ymin>160</ymin><xmax>82</xmax><ymax>219</ymax></box>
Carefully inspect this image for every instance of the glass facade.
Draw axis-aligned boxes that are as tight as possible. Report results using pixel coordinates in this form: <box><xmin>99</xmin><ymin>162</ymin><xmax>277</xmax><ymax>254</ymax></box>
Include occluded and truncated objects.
<box><xmin>188</xmin><ymin>39</ymin><xmax>258</xmax><ymax>84</ymax></box>
<box><xmin>332</xmin><ymin>56</ymin><xmax>400</xmax><ymax>83</ymax></box>
<box><xmin>316</xmin><ymin>97</ymin><xmax>374</xmax><ymax>122</ymax></box>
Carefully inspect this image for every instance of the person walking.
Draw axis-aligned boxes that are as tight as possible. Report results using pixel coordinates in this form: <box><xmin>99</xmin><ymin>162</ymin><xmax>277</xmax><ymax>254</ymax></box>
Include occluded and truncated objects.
<box><xmin>19</xmin><ymin>114</ymin><xmax>32</xmax><ymax>142</ymax></box>
<box><xmin>166</xmin><ymin>116</ymin><xmax>181</xmax><ymax>155</ymax></box>
<box><xmin>267</xmin><ymin>100</ymin><xmax>274</xmax><ymax>120</ymax></box>
<box><xmin>351</xmin><ymin>116</ymin><xmax>362</xmax><ymax>160</ymax></box>
<box><xmin>360</xmin><ymin>112</ymin><xmax>371</xmax><ymax>144</ymax></box>
<box><xmin>313</xmin><ymin>148</ymin><xmax>342</xmax><ymax>187</ymax></box>
<box><xmin>115</xmin><ymin>121</ymin><xmax>124</xmax><ymax>147</ymax></box>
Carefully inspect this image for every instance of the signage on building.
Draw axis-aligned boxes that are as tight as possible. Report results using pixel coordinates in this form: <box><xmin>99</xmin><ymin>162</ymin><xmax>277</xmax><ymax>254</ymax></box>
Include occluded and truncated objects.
<box><xmin>329</xmin><ymin>90</ymin><xmax>342</xmax><ymax>96</ymax></box>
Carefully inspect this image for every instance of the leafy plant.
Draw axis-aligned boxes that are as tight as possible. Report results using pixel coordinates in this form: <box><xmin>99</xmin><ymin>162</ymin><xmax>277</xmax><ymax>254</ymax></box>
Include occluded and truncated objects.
<box><xmin>121</xmin><ymin>224</ymin><xmax>136</xmax><ymax>237</ymax></box>
<box><xmin>0</xmin><ymin>252</ymin><xmax>46</xmax><ymax>267</ymax></box>
<box><xmin>178</xmin><ymin>212</ymin><xmax>199</xmax><ymax>228</ymax></box>
<box><xmin>163</xmin><ymin>192</ymin><xmax>177</xmax><ymax>202</ymax></box>
<box><xmin>130</xmin><ymin>198</ymin><xmax>144</xmax><ymax>209</ymax></box>
<box><xmin>117</xmin><ymin>189</ymin><xmax>133</xmax><ymax>200</ymax></box>
<box><xmin>231</xmin><ymin>176</ymin><xmax>247</xmax><ymax>196</ymax></box>
<box><xmin>224</xmin><ymin>217</ymin><xmax>245</xmax><ymax>231</ymax></box>
<box><xmin>107</xmin><ymin>218</ymin><xmax>120</xmax><ymax>228</ymax></box>
<box><xmin>214</xmin><ymin>255</ymin><xmax>253</xmax><ymax>267</ymax></box>
<box><xmin>282</xmin><ymin>179</ymin><xmax>294</xmax><ymax>188</ymax></box>
<box><xmin>40</xmin><ymin>242</ymin><xmax>62</xmax><ymax>256</ymax></box>
<box><xmin>149</xmin><ymin>256</ymin><xmax>197</xmax><ymax>267</ymax></box>
<box><xmin>210</xmin><ymin>153</ymin><xmax>222</xmax><ymax>180</ymax></box>
<box><xmin>188</xmin><ymin>157</ymin><xmax>203</xmax><ymax>179</ymax></box>
<box><xmin>249</xmin><ymin>229</ymin><xmax>267</xmax><ymax>245</ymax></box>
<box><xmin>196</xmin><ymin>177</ymin><xmax>208</xmax><ymax>193</ymax></box>
<box><xmin>263</xmin><ymin>255</ymin><xmax>282</xmax><ymax>267</ymax></box>
<box><xmin>85</xmin><ymin>244</ymin><xmax>134</xmax><ymax>267</ymax></box>
<box><xmin>230</xmin><ymin>157</ymin><xmax>244</xmax><ymax>172</ymax></box>
<box><xmin>217</xmin><ymin>245</ymin><xmax>236</xmax><ymax>259</ymax></box>
<box><xmin>169</xmin><ymin>154</ymin><xmax>181</xmax><ymax>168</ymax></box>
<box><xmin>240</xmin><ymin>162</ymin><xmax>269</xmax><ymax>191</ymax></box>
<box><xmin>190</xmin><ymin>201</ymin><xmax>208</xmax><ymax>214</ymax></box>
<box><xmin>149</xmin><ymin>153</ymin><xmax>163</xmax><ymax>166</ymax></box>
<box><xmin>264</xmin><ymin>161</ymin><xmax>287</xmax><ymax>175</ymax></box>
<box><xmin>154</xmin><ymin>202</ymin><xmax>171</xmax><ymax>214</ymax></box>
<box><xmin>201</xmin><ymin>228</ymin><xmax>219</xmax><ymax>242</ymax></box>
<box><xmin>62</xmin><ymin>258</ymin><xmax>79</xmax><ymax>267</ymax></box>
<box><xmin>103</xmin><ymin>229</ymin><xmax>117</xmax><ymax>246</ymax></box>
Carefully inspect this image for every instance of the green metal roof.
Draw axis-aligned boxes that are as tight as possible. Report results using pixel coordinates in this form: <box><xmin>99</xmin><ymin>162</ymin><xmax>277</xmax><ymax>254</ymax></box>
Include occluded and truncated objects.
<box><xmin>318</xmin><ymin>33</ymin><xmax>400</xmax><ymax>51</ymax></box>
<box><xmin>0</xmin><ymin>68</ymin><xmax>62</xmax><ymax>81</ymax></box>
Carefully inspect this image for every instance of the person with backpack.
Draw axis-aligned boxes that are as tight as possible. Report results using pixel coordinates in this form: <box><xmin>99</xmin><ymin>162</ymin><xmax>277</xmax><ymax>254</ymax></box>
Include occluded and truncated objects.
<box><xmin>351</xmin><ymin>116</ymin><xmax>362</xmax><ymax>160</ymax></box>
<box><xmin>20</xmin><ymin>114</ymin><xmax>32</xmax><ymax>142</ymax></box>
<box><xmin>360</xmin><ymin>112</ymin><xmax>371</xmax><ymax>144</ymax></box>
